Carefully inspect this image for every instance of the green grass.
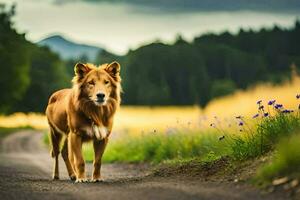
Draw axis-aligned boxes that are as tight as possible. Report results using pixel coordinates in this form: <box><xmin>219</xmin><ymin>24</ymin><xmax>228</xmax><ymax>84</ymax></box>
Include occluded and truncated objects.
<box><xmin>231</xmin><ymin>113</ymin><xmax>300</xmax><ymax>161</ymax></box>
<box><xmin>106</xmin><ymin>132</ymin><xmax>228</xmax><ymax>163</ymax></box>
<box><xmin>0</xmin><ymin>126</ymin><xmax>33</xmax><ymax>139</ymax></box>
<box><xmin>255</xmin><ymin>133</ymin><xmax>300</xmax><ymax>184</ymax></box>
<box><xmin>43</xmin><ymin>131</ymin><xmax>49</xmax><ymax>145</ymax></box>
<box><xmin>43</xmin><ymin>129</ymin><xmax>231</xmax><ymax>164</ymax></box>
<box><xmin>83</xmin><ymin>130</ymin><xmax>232</xmax><ymax>164</ymax></box>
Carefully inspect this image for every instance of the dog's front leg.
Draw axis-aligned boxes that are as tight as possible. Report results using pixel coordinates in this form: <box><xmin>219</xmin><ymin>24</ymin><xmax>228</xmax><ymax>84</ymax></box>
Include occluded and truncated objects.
<box><xmin>69</xmin><ymin>132</ymin><xmax>87</xmax><ymax>183</ymax></box>
<box><xmin>92</xmin><ymin>137</ymin><xmax>108</xmax><ymax>182</ymax></box>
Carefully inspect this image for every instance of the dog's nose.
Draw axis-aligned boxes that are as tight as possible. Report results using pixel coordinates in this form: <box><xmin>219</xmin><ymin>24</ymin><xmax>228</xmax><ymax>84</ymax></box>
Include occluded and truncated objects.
<box><xmin>96</xmin><ymin>93</ymin><xmax>105</xmax><ymax>100</ymax></box>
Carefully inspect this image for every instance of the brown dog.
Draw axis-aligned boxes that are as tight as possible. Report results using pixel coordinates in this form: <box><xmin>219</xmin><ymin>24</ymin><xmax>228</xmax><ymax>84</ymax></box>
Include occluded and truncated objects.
<box><xmin>46</xmin><ymin>62</ymin><xmax>121</xmax><ymax>183</ymax></box>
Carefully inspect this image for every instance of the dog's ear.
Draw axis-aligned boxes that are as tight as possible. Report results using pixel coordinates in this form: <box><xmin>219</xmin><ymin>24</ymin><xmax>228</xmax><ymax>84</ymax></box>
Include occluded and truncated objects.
<box><xmin>74</xmin><ymin>63</ymin><xmax>91</xmax><ymax>80</ymax></box>
<box><xmin>105</xmin><ymin>61</ymin><xmax>121</xmax><ymax>81</ymax></box>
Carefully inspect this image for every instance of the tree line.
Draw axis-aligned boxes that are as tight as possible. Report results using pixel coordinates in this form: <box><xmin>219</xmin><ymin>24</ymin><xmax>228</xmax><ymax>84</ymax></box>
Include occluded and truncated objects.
<box><xmin>98</xmin><ymin>20</ymin><xmax>300</xmax><ymax>106</ymax></box>
<box><xmin>0</xmin><ymin>5</ymin><xmax>70</xmax><ymax>113</ymax></box>
<box><xmin>1</xmin><ymin>4</ymin><xmax>299</xmax><ymax>113</ymax></box>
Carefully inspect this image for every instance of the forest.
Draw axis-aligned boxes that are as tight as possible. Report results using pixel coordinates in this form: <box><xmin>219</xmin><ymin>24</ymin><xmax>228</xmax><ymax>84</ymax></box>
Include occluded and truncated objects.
<box><xmin>100</xmin><ymin>21</ymin><xmax>300</xmax><ymax>106</ymax></box>
<box><xmin>0</xmin><ymin>5</ymin><xmax>69</xmax><ymax>113</ymax></box>
<box><xmin>1</xmin><ymin>5</ymin><xmax>300</xmax><ymax>113</ymax></box>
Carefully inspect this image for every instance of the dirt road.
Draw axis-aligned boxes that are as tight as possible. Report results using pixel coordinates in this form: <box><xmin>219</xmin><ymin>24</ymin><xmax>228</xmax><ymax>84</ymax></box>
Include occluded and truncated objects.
<box><xmin>0</xmin><ymin>131</ymin><xmax>286</xmax><ymax>200</ymax></box>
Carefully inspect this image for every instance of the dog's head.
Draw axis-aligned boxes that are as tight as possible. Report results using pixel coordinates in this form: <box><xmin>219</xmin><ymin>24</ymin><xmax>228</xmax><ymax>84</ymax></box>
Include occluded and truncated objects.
<box><xmin>72</xmin><ymin>61</ymin><xmax>121</xmax><ymax>106</ymax></box>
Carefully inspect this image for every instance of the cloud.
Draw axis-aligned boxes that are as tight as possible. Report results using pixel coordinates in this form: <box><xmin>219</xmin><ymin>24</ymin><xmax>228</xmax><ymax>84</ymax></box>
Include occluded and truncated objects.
<box><xmin>73</xmin><ymin>0</ymin><xmax>300</xmax><ymax>12</ymax></box>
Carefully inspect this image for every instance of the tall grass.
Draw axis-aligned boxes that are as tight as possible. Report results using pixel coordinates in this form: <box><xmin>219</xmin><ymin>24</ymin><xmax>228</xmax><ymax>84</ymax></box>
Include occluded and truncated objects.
<box><xmin>231</xmin><ymin>113</ymin><xmax>300</xmax><ymax>160</ymax></box>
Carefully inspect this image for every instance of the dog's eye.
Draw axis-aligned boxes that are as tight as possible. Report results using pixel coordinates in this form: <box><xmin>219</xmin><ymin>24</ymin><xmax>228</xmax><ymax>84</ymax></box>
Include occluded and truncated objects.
<box><xmin>104</xmin><ymin>80</ymin><xmax>109</xmax><ymax>85</ymax></box>
<box><xmin>88</xmin><ymin>81</ymin><xmax>95</xmax><ymax>85</ymax></box>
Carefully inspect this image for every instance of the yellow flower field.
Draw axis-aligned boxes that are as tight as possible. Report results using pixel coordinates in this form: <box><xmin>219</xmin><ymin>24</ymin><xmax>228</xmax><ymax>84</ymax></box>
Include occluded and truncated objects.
<box><xmin>0</xmin><ymin>76</ymin><xmax>299</xmax><ymax>135</ymax></box>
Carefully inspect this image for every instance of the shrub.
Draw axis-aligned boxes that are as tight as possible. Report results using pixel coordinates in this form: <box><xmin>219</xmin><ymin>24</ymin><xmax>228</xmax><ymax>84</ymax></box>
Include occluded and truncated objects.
<box><xmin>256</xmin><ymin>133</ymin><xmax>300</xmax><ymax>182</ymax></box>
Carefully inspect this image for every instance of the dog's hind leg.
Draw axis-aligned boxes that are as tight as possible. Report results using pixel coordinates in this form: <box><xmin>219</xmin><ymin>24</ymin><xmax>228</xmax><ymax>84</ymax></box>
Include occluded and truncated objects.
<box><xmin>49</xmin><ymin>126</ymin><xmax>62</xmax><ymax>180</ymax></box>
<box><xmin>61</xmin><ymin>137</ymin><xmax>76</xmax><ymax>181</ymax></box>
<box><xmin>68</xmin><ymin>134</ymin><xmax>76</xmax><ymax>175</ymax></box>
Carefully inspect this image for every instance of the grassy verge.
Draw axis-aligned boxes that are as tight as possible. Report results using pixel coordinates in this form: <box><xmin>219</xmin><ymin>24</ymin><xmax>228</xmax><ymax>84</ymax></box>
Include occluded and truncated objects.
<box><xmin>71</xmin><ymin>130</ymin><xmax>231</xmax><ymax>163</ymax></box>
<box><xmin>0</xmin><ymin>126</ymin><xmax>33</xmax><ymax>139</ymax></box>
<box><xmin>255</xmin><ymin>133</ymin><xmax>300</xmax><ymax>185</ymax></box>
<box><xmin>101</xmin><ymin>130</ymin><xmax>231</xmax><ymax>163</ymax></box>
<box><xmin>43</xmin><ymin>129</ymin><xmax>232</xmax><ymax>164</ymax></box>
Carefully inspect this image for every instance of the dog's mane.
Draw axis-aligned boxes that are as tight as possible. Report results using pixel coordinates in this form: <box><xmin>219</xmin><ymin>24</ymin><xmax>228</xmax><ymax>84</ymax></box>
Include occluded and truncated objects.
<box><xmin>72</xmin><ymin>64</ymin><xmax>121</xmax><ymax>126</ymax></box>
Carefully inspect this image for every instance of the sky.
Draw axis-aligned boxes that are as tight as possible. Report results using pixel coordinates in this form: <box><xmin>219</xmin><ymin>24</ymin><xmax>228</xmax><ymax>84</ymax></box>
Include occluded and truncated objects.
<box><xmin>0</xmin><ymin>0</ymin><xmax>299</xmax><ymax>55</ymax></box>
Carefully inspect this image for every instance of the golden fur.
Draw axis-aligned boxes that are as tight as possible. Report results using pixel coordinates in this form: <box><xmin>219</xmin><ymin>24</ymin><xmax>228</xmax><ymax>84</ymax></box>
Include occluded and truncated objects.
<box><xmin>46</xmin><ymin>61</ymin><xmax>121</xmax><ymax>182</ymax></box>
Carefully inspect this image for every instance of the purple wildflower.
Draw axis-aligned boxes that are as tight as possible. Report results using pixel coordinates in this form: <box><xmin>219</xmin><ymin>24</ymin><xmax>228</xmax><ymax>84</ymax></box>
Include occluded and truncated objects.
<box><xmin>264</xmin><ymin>113</ymin><xmax>269</xmax><ymax>117</ymax></box>
<box><xmin>268</xmin><ymin>100</ymin><xmax>276</xmax><ymax>105</ymax></box>
<box><xmin>274</xmin><ymin>104</ymin><xmax>283</xmax><ymax>109</ymax></box>
<box><xmin>296</xmin><ymin>94</ymin><xmax>300</xmax><ymax>99</ymax></box>
<box><xmin>253</xmin><ymin>113</ymin><xmax>259</xmax><ymax>118</ymax></box>
<box><xmin>282</xmin><ymin>109</ymin><xmax>293</xmax><ymax>114</ymax></box>
<box><xmin>238</xmin><ymin>121</ymin><xmax>244</xmax><ymax>126</ymax></box>
<box><xmin>257</xmin><ymin>100</ymin><xmax>262</xmax><ymax>105</ymax></box>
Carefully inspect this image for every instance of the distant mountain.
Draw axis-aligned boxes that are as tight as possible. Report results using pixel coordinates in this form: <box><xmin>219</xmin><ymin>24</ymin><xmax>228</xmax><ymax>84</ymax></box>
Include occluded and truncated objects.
<box><xmin>37</xmin><ymin>35</ymin><xmax>102</xmax><ymax>61</ymax></box>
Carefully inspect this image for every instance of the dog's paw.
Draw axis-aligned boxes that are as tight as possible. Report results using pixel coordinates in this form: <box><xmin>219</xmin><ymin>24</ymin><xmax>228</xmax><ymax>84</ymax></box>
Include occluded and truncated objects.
<box><xmin>69</xmin><ymin>175</ymin><xmax>76</xmax><ymax>181</ymax></box>
<box><xmin>52</xmin><ymin>176</ymin><xmax>59</xmax><ymax>180</ymax></box>
<box><xmin>75</xmin><ymin>178</ymin><xmax>88</xmax><ymax>183</ymax></box>
<box><xmin>90</xmin><ymin>178</ymin><xmax>104</xmax><ymax>183</ymax></box>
